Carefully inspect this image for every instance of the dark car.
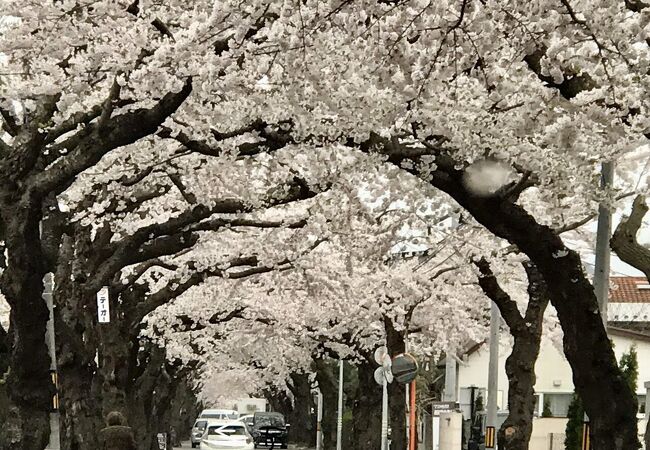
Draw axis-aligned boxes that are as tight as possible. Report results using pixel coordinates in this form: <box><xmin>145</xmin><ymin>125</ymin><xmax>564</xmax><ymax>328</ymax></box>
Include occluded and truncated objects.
<box><xmin>250</xmin><ymin>412</ymin><xmax>289</xmax><ymax>449</ymax></box>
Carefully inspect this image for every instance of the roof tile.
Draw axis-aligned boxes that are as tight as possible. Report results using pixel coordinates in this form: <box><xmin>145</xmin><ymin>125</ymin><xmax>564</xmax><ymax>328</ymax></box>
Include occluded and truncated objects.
<box><xmin>609</xmin><ymin>277</ymin><xmax>650</xmax><ymax>303</ymax></box>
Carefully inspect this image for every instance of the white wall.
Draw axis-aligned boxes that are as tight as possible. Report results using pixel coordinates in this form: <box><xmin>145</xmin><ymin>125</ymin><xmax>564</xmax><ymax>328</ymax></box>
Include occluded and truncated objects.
<box><xmin>437</xmin><ymin>412</ymin><xmax>463</xmax><ymax>450</ymax></box>
<box><xmin>457</xmin><ymin>331</ymin><xmax>650</xmax><ymax>413</ymax></box>
<box><xmin>529</xmin><ymin>418</ymin><xmax>567</xmax><ymax>450</ymax></box>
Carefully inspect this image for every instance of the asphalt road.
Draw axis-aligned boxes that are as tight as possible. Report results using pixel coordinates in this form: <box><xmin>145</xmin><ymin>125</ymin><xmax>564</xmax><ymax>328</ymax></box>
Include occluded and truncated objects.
<box><xmin>174</xmin><ymin>442</ymin><xmax>314</xmax><ymax>450</ymax></box>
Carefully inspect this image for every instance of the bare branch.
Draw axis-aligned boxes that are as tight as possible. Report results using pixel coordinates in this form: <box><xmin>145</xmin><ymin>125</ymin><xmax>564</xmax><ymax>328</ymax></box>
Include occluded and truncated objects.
<box><xmin>166</xmin><ymin>172</ymin><xmax>198</xmax><ymax>205</ymax></box>
<box><xmin>611</xmin><ymin>194</ymin><xmax>650</xmax><ymax>280</ymax></box>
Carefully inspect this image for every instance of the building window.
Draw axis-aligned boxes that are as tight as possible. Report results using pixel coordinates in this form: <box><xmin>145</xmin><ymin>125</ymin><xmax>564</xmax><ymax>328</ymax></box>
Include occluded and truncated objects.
<box><xmin>639</xmin><ymin>395</ymin><xmax>646</xmax><ymax>414</ymax></box>
<box><xmin>543</xmin><ymin>393</ymin><xmax>573</xmax><ymax>417</ymax></box>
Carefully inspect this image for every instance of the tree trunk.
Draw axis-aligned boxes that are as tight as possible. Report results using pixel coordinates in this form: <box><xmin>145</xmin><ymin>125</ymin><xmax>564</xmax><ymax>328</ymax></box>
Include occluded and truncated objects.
<box><xmin>53</xmin><ymin>235</ymin><xmax>102</xmax><ymax>450</ymax></box>
<box><xmin>168</xmin><ymin>376</ymin><xmax>201</xmax><ymax>444</ymax></box>
<box><xmin>287</xmin><ymin>372</ymin><xmax>316</xmax><ymax>446</ymax></box>
<box><xmin>313</xmin><ymin>359</ymin><xmax>338</xmax><ymax>449</ymax></box>
<box><xmin>351</xmin><ymin>359</ymin><xmax>382</xmax><ymax>450</ymax></box>
<box><xmin>498</xmin><ymin>331</ymin><xmax>541</xmax><ymax>450</ymax></box>
<box><xmin>127</xmin><ymin>344</ymin><xmax>176</xmax><ymax>450</ymax></box>
<box><xmin>0</xmin><ymin>206</ymin><xmax>52</xmax><ymax>450</ymax></box>
<box><xmin>97</xmin><ymin>317</ymin><xmax>132</xmax><ymax>418</ymax></box>
<box><xmin>476</xmin><ymin>260</ymin><xmax>549</xmax><ymax>450</ymax></box>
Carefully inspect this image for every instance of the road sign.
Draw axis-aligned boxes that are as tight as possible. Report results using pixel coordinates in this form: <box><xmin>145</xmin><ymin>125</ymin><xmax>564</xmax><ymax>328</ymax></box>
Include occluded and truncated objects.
<box><xmin>374</xmin><ymin>346</ymin><xmax>389</xmax><ymax>365</ymax></box>
<box><xmin>391</xmin><ymin>353</ymin><xmax>418</xmax><ymax>384</ymax></box>
<box><xmin>374</xmin><ymin>366</ymin><xmax>394</xmax><ymax>385</ymax></box>
<box><xmin>485</xmin><ymin>426</ymin><xmax>496</xmax><ymax>448</ymax></box>
<box><xmin>374</xmin><ymin>346</ymin><xmax>393</xmax><ymax>385</ymax></box>
<box><xmin>96</xmin><ymin>286</ymin><xmax>110</xmax><ymax>323</ymax></box>
<box><xmin>430</xmin><ymin>401</ymin><xmax>456</xmax><ymax>413</ymax></box>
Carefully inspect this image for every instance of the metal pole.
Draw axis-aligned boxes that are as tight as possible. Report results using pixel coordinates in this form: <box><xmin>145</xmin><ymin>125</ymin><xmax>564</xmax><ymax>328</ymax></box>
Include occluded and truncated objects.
<box><xmin>486</xmin><ymin>301</ymin><xmax>500</xmax><ymax>445</ymax></box>
<box><xmin>44</xmin><ymin>272</ymin><xmax>60</xmax><ymax>450</ymax></box>
<box><xmin>381</xmin><ymin>377</ymin><xmax>389</xmax><ymax>450</ymax></box>
<box><xmin>336</xmin><ymin>359</ymin><xmax>344</xmax><ymax>450</ymax></box>
<box><xmin>409</xmin><ymin>382</ymin><xmax>416</xmax><ymax>450</ymax></box>
<box><xmin>316</xmin><ymin>389</ymin><xmax>323</xmax><ymax>450</ymax></box>
<box><xmin>593</xmin><ymin>161</ymin><xmax>614</xmax><ymax>327</ymax></box>
<box><xmin>443</xmin><ymin>352</ymin><xmax>457</xmax><ymax>402</ymax></box>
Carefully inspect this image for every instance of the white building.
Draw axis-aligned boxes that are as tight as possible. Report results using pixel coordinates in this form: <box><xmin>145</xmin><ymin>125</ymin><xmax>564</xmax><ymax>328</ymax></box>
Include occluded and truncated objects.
<box><xmin>445</xmin><ymin>277</ymin><xmax>650</xmax><ymax>449</ymax></box>
<box><xmin>231</xmin><ymin>397</ymin><xmax>268</xmax><ymax>415</ymax></box>
<box><xmin>455</xmin><ymin>326</ymin><xmax>650</xmax><ymax>418</ymax></box>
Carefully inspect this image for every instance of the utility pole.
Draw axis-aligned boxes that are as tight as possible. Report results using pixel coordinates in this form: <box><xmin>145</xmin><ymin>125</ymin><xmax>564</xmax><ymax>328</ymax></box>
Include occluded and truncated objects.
<box><xmin>336</xmin><ymin>359</ymin><xmax>343</xmax><ymax>450</ymax></box>
<box><xmin>486</xmin><ymin>301</ymin><xmax>500</xmax><ymax>448</ymax></box>
<box><xmin>381</xmin><ymin>377</ymin><xmax>389</xmax><ymax>450</ymax></box>
<box><xmin>593</xmin><ymin>161</ymin><xmax>614</xmax><ymax>327</ymax></box>
<box><xmin>316</xmin><ymin>389</ymin><xmax>323</xmax><ymax>450</ymax></box>
<box><xmin>44</xmin><ymin>272</ymin><xmax>60</xmax><ymax>450</ymax></box>
<box><xmin>443</xmin><ymin>351</ymin><xmax>457</xmax><ymax>403</ymax></box>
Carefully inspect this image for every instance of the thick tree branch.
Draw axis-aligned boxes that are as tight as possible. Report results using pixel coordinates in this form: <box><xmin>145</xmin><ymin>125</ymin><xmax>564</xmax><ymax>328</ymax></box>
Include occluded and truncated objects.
<box><xmin>116</xmin><ymin>259</ymin><xmax>179</xmax><ymax>293</ymax></box>
<box><xmin>521</xmin><ymin>262</ymin><xmax>550</xmax><ymax>325</ymax></box>
<box><xmin>158</xmin><ymin>119</ymin><xmax>294</xmax><ymax>158</ymax></box>
<box><xmin>0</xmin><ymin>105</ymin><xmax>19</xmax><ymax>136</ymax></box>
<box><xmin>172</xmin><ymin>306</ymin><xmax>248</xmax><ymax>333</ymax></box>
<box><xmin>30</xmin><ymin>78</ymin><xmax>193</xmax><ymax>197</ymax></box>
<box><xmin>474</xmin><ymin>258</ymin><xmax>525</xmax><ymax>330</ymax></box>
<box><xmin>611</xmin><ymin>194</ymin><xmax>650</xmax><ymax>280</ymax></box>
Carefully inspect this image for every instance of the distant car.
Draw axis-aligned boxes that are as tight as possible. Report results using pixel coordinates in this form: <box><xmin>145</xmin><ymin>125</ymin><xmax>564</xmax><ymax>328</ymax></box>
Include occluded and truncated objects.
<box><xmin>237</xmin><ymin>414</ymin><xmax>255</xmax><ymax>430</ymax></box>
<box><xmin>199</xmin><ymin>420</ymin><xmax>254</xmax><ymax>450</ymax></box>
<box><xmin>200</xmin><ymin>409</ymin><xmax>240</xmax><ymax>420</ymax></box>
<box><xmin>250</xmin><ymin>412</ymin><xmax>289</xmax><ymax>449</ymax></box>
<box><xmin>191</xmin><ymin>419</ymin><xmax>209</xmax><ymax>448</ymax></box>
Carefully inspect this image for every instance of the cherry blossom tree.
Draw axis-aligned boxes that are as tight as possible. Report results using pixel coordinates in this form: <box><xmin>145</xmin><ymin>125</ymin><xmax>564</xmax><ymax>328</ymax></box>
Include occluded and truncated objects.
<box><xmin>3</xmin><ymin>2</ymin><xmax>650</xmax><ymax>449</ymax></box>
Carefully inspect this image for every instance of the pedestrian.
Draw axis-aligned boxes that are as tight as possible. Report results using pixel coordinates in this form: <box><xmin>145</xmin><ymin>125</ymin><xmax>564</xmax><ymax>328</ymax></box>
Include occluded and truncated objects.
<box><xmin>98</xmin><ymin>411</ymin><xmax>137</xmax><ymax>450</ymax></box>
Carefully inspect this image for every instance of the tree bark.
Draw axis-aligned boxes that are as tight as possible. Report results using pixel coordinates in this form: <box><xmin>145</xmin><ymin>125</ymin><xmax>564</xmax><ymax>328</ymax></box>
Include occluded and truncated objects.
<box><xmin>53</xmin><ymin>235</ymin><xmax>104</xmax><ymax>450</ymax></box>
<box><xmin>351</xmin><ymin>358</ymin><xmax>382</xmax><ymax>450</ymax></box>
<box><xmin>287</xmin><ymin>372</ymin><xmax>316</xmax><ymax>446</ymax></box>
<box><xmin>0</xmin><ymin>205</ymin><xmax>52</xmax><ymax>450</ymax></box>
<box><xmin>612</xmin><ymin>195</ymin><xmax>650</xmax><ymax>280</ymax></box>
<box><xmin>476</xmin><ymin>260</ymin><xmax>549</xmax><ymax>450</ymax></box>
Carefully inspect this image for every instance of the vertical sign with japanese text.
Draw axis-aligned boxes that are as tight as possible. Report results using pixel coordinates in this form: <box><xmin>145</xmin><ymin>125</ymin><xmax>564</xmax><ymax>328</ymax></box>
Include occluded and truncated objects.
<box><xmin>96</xmin><ymin>286</ymin><xmax>110</xmax><ymax>323</ymax></box>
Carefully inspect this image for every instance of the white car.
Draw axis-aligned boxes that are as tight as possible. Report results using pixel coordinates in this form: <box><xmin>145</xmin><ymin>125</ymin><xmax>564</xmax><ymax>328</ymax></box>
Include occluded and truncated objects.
<box><xmin>199</xmin><ymin>409</ymin><xmax>240</xmax><ymax>420</ymax></box>
<box><xmin>191</xmin><ymin>419</ymin><xmax>209</xmax><ymax>448</ymax></box>
<box><xmin>191</xmin><ymin>416</ymin><xmax>241</xmax><ymax>447</ymax></box>
<box><xmin>200</xmin><ymin>420</ymin><xmax>254</xmax><ymax>450</ymax></box>
<box><xmin>237</xmin><ymin>414</ymin><xmax>254</xmax><ymax>429</ymax></box>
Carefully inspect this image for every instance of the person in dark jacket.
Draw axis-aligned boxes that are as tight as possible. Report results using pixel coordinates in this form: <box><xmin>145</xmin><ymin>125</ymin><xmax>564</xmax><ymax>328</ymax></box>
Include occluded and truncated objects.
<box><xmin>99</xmin><ymin>411</ymin><xmax>137</xmax><ymax>450</ymax></box>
